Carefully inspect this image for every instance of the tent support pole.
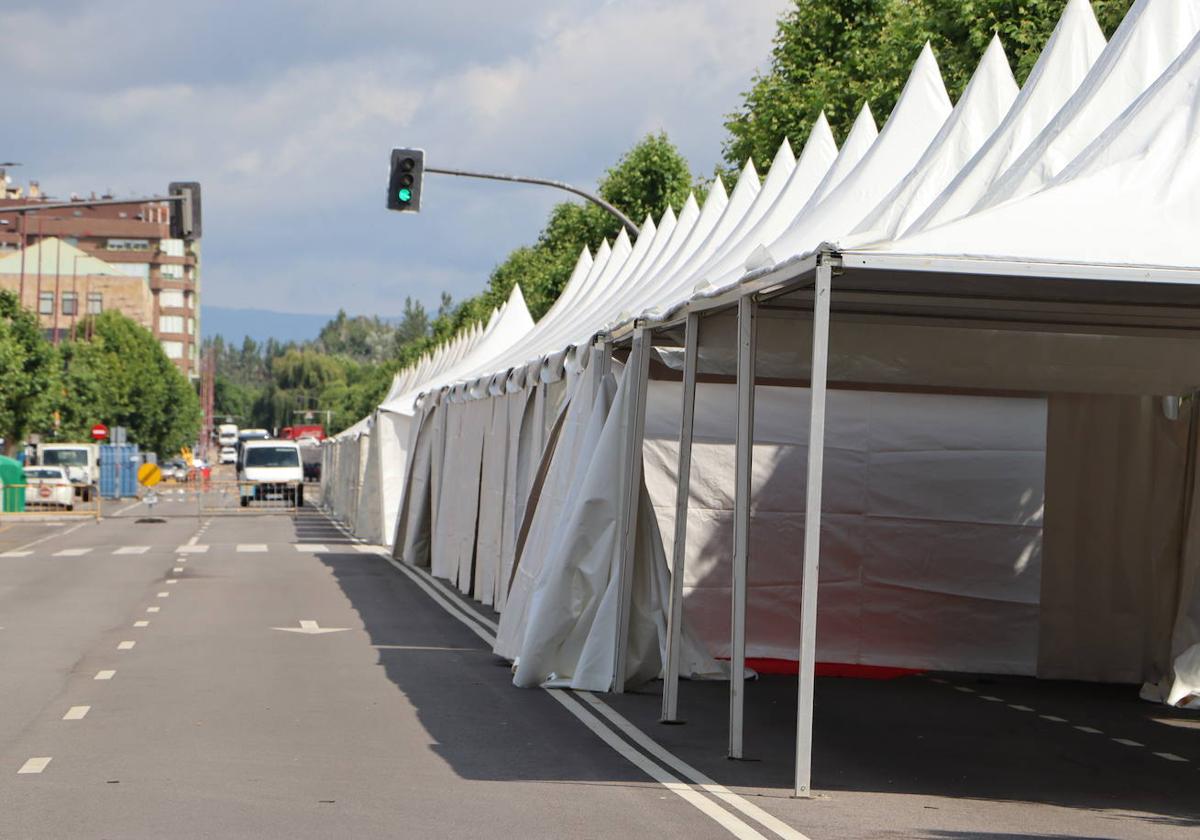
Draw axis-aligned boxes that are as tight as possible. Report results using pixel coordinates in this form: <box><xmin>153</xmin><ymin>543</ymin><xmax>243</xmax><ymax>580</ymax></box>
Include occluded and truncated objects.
<box><xmin>730</xmin><ymin>295</ymin><xmax>757</xmax><ymax>758</ymax></box>
<box><xmin>662</xmin><ymin>311</ymin><xmax>700</xmax><ymax>723</ymax></box>
<box><xmin>794</xmin><ymin>255</ymin><xmax>832</xmax><ymax>798</ymax></box>
<box><xmin>613</xmin><ymin>325</ymin><xmax>652</xmax><ymax>693</ymax></box>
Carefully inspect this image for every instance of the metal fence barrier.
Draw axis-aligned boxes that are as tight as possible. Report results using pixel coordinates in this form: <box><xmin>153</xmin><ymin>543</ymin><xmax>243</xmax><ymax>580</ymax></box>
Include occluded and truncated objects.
<box><xmin>0</xmin><ymin>483</ymin><xmax>103</xmax><ymax>521</ymax></box>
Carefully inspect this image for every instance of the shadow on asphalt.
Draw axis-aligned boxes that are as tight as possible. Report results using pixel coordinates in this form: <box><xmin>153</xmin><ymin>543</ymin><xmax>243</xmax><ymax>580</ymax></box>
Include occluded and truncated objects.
<box><xmin>293</xmin><ymin>509</ymin><xmax>1200</xmax><ymax>830</ymax></box>
<box><xmin>295</xmin><ymin>512</ymin><xmax>657</xmax><ymax>788</ymax></box>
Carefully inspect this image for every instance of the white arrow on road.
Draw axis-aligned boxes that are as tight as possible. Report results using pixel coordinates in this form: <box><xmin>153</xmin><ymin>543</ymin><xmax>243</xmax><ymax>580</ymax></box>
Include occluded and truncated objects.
<box><xmin>272</xmin><ymin>620</ymin><xmax>349</xmax><ymax>635</ymax></box>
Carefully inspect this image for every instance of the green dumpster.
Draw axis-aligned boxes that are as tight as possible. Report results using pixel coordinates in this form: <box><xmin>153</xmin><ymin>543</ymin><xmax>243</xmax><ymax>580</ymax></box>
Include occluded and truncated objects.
<box><xmin>0</xmin><ymin>454</ymin><xmax>25</xmax><ymax>513</ymax></box>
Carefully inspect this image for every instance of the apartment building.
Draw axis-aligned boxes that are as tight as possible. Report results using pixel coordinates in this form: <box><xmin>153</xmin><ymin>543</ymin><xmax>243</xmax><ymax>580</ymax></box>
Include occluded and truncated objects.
<box><xmin>0</xmin><ymin>176</ymin><xmax>202</xmax><ymax>377</ymax></box>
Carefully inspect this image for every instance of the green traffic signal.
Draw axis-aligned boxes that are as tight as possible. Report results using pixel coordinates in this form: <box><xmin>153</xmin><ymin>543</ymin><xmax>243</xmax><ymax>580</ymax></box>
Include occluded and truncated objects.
<box><xmin>398</xmin><ymin>187</ymin><xmax>412</xmax><ymax>202</ymax></box>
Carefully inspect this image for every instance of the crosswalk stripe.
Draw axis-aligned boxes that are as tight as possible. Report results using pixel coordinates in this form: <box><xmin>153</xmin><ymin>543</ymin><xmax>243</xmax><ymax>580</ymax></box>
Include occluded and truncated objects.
<box><xmin>114</xmin><ymin>546</ymin><xmax>150</xmax><ymax>555</ymax></box>
<box><xmin>54</xmin><ymin>548</ymin><xmax>91</xmax><ymax>557</ymax></box>
<box><xmin>0</xmin><ymin>551</ymin><xmax>33</xmax><ymax>558</ymax></box>
<box><xmin>237</xmin><ymin>544</ymin><xmax>268</xmax><ymax>553</ymax></box>
<box><xmin>176</xmin><ymin>545</ymin><xmax>209</xmax><ymax>553</ymax></box>
<box><xmin>18</xmin><ymin>757</ymin><xmax>51</xmax><ymax>774</ymax></box>
<box><xmin>294</xmin><ymin>544</ymin><xmax>328</xmax><ymax>553</ymax></box>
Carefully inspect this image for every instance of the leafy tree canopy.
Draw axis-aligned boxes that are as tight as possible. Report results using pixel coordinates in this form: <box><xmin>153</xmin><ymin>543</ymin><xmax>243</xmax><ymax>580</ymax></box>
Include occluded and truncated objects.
<box><xmin>723</xmin><ymin>0</ymin><xmax>1133</xmax><ymax>168</ymax></box>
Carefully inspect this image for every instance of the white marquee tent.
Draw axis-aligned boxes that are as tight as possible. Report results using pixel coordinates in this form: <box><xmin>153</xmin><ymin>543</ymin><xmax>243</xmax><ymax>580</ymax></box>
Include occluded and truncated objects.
<box><xmin>327</xmin><ymin>0</ymin><xmax>1200</xmax><ymax>796</ymax></box>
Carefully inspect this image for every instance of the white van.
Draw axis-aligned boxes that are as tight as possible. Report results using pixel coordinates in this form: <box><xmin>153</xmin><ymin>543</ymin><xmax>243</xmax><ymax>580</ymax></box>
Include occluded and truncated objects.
<box><xmin>237</xmin><ymin>439</ymin><xmax>303</xmax><ymax>507</ymax></box>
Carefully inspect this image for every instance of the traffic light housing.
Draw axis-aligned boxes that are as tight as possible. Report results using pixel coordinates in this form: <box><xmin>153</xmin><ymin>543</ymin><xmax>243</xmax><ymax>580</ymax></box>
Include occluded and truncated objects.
<box><xmin>388</xmin><ymin>148</ymin><xmax>424</xmax><ymax>212</ymax></box>
<box><xmin>168</xmin><ymin>181</ymin><xmax>202</xmax><ymax>239</ymax></box>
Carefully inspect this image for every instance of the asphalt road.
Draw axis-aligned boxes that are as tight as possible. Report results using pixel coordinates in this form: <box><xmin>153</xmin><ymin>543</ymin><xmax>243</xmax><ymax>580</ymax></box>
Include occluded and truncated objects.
<box><xmin>1</xmin><ymin>494</ymin><xmax>1197</xmax><ymax>839</ymax></box>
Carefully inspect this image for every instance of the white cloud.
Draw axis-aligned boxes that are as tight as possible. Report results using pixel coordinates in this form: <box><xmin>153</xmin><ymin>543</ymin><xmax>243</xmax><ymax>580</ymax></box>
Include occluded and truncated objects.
<box><xmin>2</xmin><ymin>0</ymin><xmax>789</xmax><ymax>317</ymax></box>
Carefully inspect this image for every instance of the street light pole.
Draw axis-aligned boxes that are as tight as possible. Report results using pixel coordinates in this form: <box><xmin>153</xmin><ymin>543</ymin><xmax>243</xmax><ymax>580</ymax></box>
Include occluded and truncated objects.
<box><xmin>425</xmin><ymin>166</ymin><xmax>641</xmax><ymax>237</ymax></box>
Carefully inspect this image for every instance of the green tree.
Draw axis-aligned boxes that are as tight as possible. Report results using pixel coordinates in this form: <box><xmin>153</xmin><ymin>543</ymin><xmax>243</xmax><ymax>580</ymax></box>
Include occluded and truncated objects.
<box><xmin>0</xmin><ymin>290</ymin><xmax>57</xmax><ymax>455</ymax></box>
<box><xmin>57</xmin><ymin>311</ymin><xmax>200</xmax><ymax>455</ymax></box>
<box><xmin>723</xmin><ymin>0</ymin><xmax>1133</xmax><ymax>167</ymax></box>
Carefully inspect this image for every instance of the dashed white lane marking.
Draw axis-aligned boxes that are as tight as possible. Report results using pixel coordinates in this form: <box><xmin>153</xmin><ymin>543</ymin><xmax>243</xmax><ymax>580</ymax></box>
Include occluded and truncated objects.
<box><xmin>156</xmin><ymin>592</ymin><xmax>170</xmax><ymax>598</ymax></box>
<box><xmin>172</xmin><ymin>567</ymin><xmax>183</xmax><ymax>573</ymax></box>
<box><xmin>1074</xmin><ymin>726</ymin><xmax>1103</xmax><ymax>734</ymax></box>
<box><xmin>294</xmin><ymin>544</ymin><xmax>328</xmax><ymax>553</ymax></box>
<box><xmin>176</xmin><ymin>545</ymin><xmax>208</xmax><ymax>554</ymax></box>
<box><xmin>166</xmin><ymin>579</ymin><xmax>177</xmax><ymax>585</ymax></box>
<box><xmin>63</xmin><ymin>706</ymin><xmax>90</xmax><ymax>720</ymax></box>
<box><xmin>146</xmin><ymin>606</ymin><xmax>160</xmax><ymax>613</ymax></box>
<box><xmin>187</xmin><ymin>534</ymin><xmax>200</xmax><ymax>547</ymax></box>
<box><xmin>354</xmin><ymin>544</ymin><xmax>386</xmax><ymax>554</ymax></box>
<box><xmin>1112</xmin><ymin>738</ymin><xmax>1143</xmax><ymax>747</ymax></box>
<box><xmin>134</xmin><ymin>621</ymin><xmax>149</xmax><ymax>628</ymax></box>
<box><xmin>1008</xmin><ymin>704</ymin><xmax>1034</xmax><ymax>712</ymax></box>
<box><xmin>54</xmin><ymin>547</ymin><xmax>91</xmax><ymax>557</ymax></box>
<box><xmin>94</xmin><ymin>670</ymin><xmax>115</xmax><ymax>680</ymax></box>
<box><xmin>979</xmin><ymin>695</ymin><xmax>1003</xmax><ymax>702</ymax></box>
<box><xmin>1155</xmin><ymin>752</ymin><xmax>1189</xmax><ymax>762</ymax></box>
<box><xmin>1040</xmin><ymin>715</ymin><xmax>1068</xmax><ymax>723</ymax></box>
<box><xmin>0</xmin><ymin>551</ymin><xmax>33</xmax><ymax>557</ymax></box>
<box><xmin>18</xmin><ymin>757</ymin><xmax>51</xmax><ymax>774</ymax></box>
<box><xmin>117</xmin><ymin>641</ymin><xmax>136</xmax><ymax>650</ymax></box>
<box><xmin>954</xmin><ymin>686</ymin><xmax>975</xmax><ymax>693</ymax></box>
<box><xmin>114</xmin><ymin>545</ymin><xmax>149</xmax><ymax>555</ymax></box>
<box><xmin>237</xmin><ymin>544</ymin><xmax>268</xmax><ymax>553</ymax></box>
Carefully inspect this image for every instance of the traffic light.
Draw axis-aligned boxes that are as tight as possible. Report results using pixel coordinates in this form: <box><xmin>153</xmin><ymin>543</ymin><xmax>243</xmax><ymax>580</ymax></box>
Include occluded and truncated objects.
<box><xmin>168</xmin><ymin>181</ymin><xmax>202</xmax><ymax>239</ymax></box>
<box><xmin>388</xmin><ymin>148</ymin><xmax>424</xmax><ymax>212</ymax></box>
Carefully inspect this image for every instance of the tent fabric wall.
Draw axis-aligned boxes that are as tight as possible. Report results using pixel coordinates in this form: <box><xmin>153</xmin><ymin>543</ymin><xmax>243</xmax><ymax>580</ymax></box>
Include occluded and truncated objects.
<box><xmin>643</xmin><ymin>381</ymin><xmax>1047</xmax><ymax>674</ymax></box>
<box><xmin>1040</xmin><ymin>395</ymin><xmax>1191</xmax><ymax>685</ymax></box>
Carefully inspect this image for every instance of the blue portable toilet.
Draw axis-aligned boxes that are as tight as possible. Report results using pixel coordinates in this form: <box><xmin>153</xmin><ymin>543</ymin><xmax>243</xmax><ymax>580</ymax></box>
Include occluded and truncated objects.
<box><xmin>100</xmin><ymin>443</ymin><xmax>140</xmax><ymax>499</ymax></box>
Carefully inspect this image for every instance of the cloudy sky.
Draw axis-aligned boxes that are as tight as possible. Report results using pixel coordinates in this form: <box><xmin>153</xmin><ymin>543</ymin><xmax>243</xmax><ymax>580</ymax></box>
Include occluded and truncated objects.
<box><xmin>3</xmin><ymin>0</ymin><xmax>790</xmax><ymax>317</ymax></box>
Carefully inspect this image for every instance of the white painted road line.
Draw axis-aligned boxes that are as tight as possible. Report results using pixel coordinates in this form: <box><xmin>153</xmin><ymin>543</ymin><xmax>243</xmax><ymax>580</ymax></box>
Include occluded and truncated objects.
<box><xmin>176</xmin><ymin>545</ymin><xmax>208</xmax><ymax>554</ymax></box>
<box><xmin>114</xmin><ymin>545</ymin><xmax>149</xmax><ymax>555</ymax></box>
<box><xmin>172</xmin><ymin>567</ymin><xmax>183</xmax><ymax>573</ymax></box>
<box><xmin>354</xmin><ymin>544</ymin><xmax>386</xmax><ymax>554</ymax></box>
<box><xmin>1112</xmin><ymin>738</ymin><xmax>1143</xmax><ymax>747</ymax></box>
<box><xmin>1155</xmin><ymin>752</ymin><xmax>1189</xmax><ymax>762</ymax></box>
<box><xmin>1008</xmin><ymin>705</ymin><xmax>1035</xmax><ymax>712</ymax></box>
<box><xmin>117</xmin><ymin>641</ymin><xmax>136</xmax><ymax>650</ymax></box>
<box><xmin>157</xmin><ymin>592</ymin><xmax>170</xmax><ymax>598</ymax></box>
<box><xmin>146</xmin><ymin>606</ymin><xmax>160</xmax><ymax>613</ymax></box>
<box><xmin>166</xmin><ymin>579</ymin><xmax>177</xmax><ymax>584</ymax></box>
<box><xmin>134</xmin><ymin>621</ymin><xmax>149</xmax><ymax>628</ymax></box>
<box><xmin>0</xmin><ymin>551</ymin><xmax>33</xmax><ymax>557</ymax></box>
<box><xmin>1040</xmin><ymin>715</ymin><xmax>1068</xmax><ymax>723</ymax></box>
<box><xmin>1075</xmin><ymin>726</ymin><xmax>1103</xmax><ymax>734</ymax></box>
<box><xmin>294</xmin><ymin>544</ymin><xmax>329</xmax><ymax>553</ymax></box>
<box><xmin>373</xmin><ymin>522</ymin><xmax>803</xmax><ymax>840</ymax></box>
<box><xmin>94</xmin><ymin>670</ymin><xmax>115</xmax><ymax>680</ymax></box>
<box><xmin>237</xmin><ymin>544</ymin><xmax>268</xmax><ymax>553</ymax></box>
<box><xmin>18</xmin><ymin>757</ymin><xmax>51</xmax><ymax>774</ymax></box>
<box><xmin>979</xmin><ymin>695</ymin><xmax>1003</xmax><ymax>702</ymax></box>
<box><xmin>54</xmin><ymin>547</ymin><xmax>91</xmax><ymax>557</ymax></box>
<box><xmin>954</xmin><ymin>686</ymin><xmax>975</xmax><ymax>693</ymax></box>
<box><xmin>63</xmin><ymin>706</ymin><xmax>90</xmax><ymax>720</ymax></box>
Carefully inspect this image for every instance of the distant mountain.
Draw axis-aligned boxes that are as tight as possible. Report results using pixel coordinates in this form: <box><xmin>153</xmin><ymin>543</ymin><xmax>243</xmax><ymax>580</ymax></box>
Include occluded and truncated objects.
<box><xmin>201</xmin><ymin>306</ymin><xmax>334</xmax><ymax>346</ymax></box>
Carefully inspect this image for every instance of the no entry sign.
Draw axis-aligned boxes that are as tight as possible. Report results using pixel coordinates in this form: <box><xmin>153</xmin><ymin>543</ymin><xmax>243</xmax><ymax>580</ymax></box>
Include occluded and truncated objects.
<box><xmin>91</xmin><ymin>423</ymin><xmax>109</xmax><ymax>441</ymax></box>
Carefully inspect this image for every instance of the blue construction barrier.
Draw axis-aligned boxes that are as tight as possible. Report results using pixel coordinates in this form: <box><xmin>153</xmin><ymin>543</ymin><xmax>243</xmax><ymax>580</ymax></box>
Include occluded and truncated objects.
<box><xmin>99</xmin><ymin>444</ymin><xmax>141</xmax><ymax>499</ymax></box>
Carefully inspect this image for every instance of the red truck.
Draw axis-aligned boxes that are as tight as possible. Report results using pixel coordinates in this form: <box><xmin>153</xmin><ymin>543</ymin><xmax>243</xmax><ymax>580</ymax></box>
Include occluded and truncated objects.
<box><xmin>280</xmin><ymin>425</ymin><xmax>326</xmax><ymax>442</ymax></box>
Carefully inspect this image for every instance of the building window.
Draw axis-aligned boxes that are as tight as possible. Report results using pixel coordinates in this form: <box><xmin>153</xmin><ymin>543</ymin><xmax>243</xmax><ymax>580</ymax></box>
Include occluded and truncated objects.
<box><xmin>159</xmin><ymin>289</ymin><xmax>184</xmax><ymax>308</ymax></box>
<box><xmin>159</xmin><ymin>315</ymin><xmax>185</xmax><ymax>334</ymax></box>
<box><xmin>187</xmin><ymin>317</ymin><xmax>195</xmax><ymax>335</ymax></box>
<box><xmin>87</xmin><ymin>292</ymin><xmax>103</xmax><ymax>314</ymax></box>
<box><xmin>162</xmin><ymin>340</ymin><xmax>184</xmax><ymax>359</ymax></box>
<box><xmin>106</xmin><ymin>238</ymin><xmax>150</xmax><ymax>251</ymax></box>
<box><xmin>38</xmin><ymin>292</ymin><xmax>54</xmax><ymax>315</ymax></box>
<box><xmin>62</xmin><ymin>292</ymin><xmax>78</xmax><ymax>316</ymax></box>
<box><xmin>160</xmin><ymin>263</ymin><xmax>183</xmax><ymax>279</ymax></box>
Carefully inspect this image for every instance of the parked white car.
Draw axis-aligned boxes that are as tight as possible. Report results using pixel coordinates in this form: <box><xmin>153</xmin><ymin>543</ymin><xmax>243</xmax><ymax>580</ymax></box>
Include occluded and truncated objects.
<box><xmin>23</xmin><ymin>466</ymin><xmax>75</xmax><ymax>510</ymax></box>
<box><xmin>219</xmin><ymin>446</ymin><xmax>237</xmax><ymax>465</ymax></box>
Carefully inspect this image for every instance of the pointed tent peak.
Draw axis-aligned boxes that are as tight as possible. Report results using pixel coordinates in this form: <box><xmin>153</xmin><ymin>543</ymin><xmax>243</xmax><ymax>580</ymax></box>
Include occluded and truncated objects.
<box><xmin>612</xmin><ymin>226</ymin><xmax>633</xmax><ymax>252</ymax></box>
<box><xmin>633</xmin><ymin>214</ymin><xmax>657</xmax><ymax>247</ymax></box>
<box><xmin>657</xmin><ymin>203</ymin><xmax>677</xmax><ymax>229</ymax></box>
<box><xmin>894</xmin><ymin>40</ymin><xmax>952</xmax><ymax>116</ymax></box>
<box><xmin>772</xmin><ymin>137</ymin><xmax>797</xmax><ymax>169</ymax></box>
<box><xmin>980</xmin><ymin>32</ymin><xmax>1012</xmax><ymax>71</ymax></box>
<box><xmin>505</xmin><ymin>281</ymin><xmax>527</xmax><ymax>313</ymax></box>
<box><xmin>729</xmin><ymin>158</ymin><xmax>761</xmax><ymax>201</ymax></box>
<box><xmin>961</xmin><ymin>32</ymin><xmax>1019</xmax><ymax>102</ymax></box>
<box><xmin>680</xmin><ymin>192</ymin><xmax>701</xmax><ymax>217</ymax></box>
<box><xmin>800</xmin><ymin>111</ymin><xmax>839</xmax><ymax>164</ymax></box>
<box><xmin>706</xmin><ymin>175</ymin><xmax>729</xmax><ymax>207</ymax></box>
<box><xmin>739</xmin><ymin>156</ymin><xmax>759</xmax><ymax>180</ymax></box>
<box><xmin>851</xmin><ymin>101</ymin><xmax>876</xmax><ymax>137</ymax></box>
<box><xmin>594</xmin><ymin>237</ymin><xmax>613</xmax><ymax>262</ymax></box>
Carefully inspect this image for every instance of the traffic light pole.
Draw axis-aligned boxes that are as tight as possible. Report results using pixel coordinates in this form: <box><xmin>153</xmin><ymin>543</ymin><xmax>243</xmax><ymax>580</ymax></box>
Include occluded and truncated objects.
<box><xmin>425</xmin><ymin>166</ymin><xmax>641</xmax><ymax>237</ymax></box>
